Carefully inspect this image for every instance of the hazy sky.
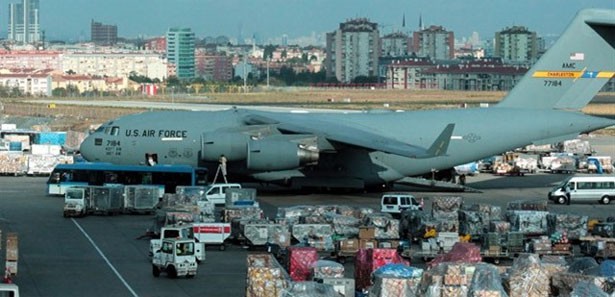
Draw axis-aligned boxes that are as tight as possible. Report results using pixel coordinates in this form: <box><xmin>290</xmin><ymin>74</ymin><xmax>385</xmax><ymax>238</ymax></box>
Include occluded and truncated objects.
<box><xmin>1</xmin><ymin>0</ymin><xmax>613</xmax><ymax>44</ymax></box>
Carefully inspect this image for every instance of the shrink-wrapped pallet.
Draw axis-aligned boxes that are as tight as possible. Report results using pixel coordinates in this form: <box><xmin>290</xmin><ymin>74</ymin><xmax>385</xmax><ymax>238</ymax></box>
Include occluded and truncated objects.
<box><xmin>27</xmin><ymin>154</ymin><xmax>72</xmax><ymax>175</ymax></box>
<box><xmin>459</xmin><ymin>210</ymin><xmax>483</xmax><ymax>236</ymax></box>
<box><xmin>541</xmin><ymin>255</ymin><xmax>568</xmax><ymax>279</ymax></box>
<box><xmin>467</xmin><ymin>263</ymin><xmax>508</xmax><ymax>297</ymax></box>
<box><xmin>277</xmin><ymin>205</ymin><xmax>315</xmax><ymax>224</ymax></box>
<box><xmin>223</xmin><ymin>206</ymin><xmax>263</xmax><ymax>222</ymax></box>
<box><xmin>325</xmin><ymin>213</ymin><xmax>360</xmax><ymax>237</ymax></box>
<box><xmin>282</xmin><ymin>282</ymin><xmax>340</xmax><ymax>297</ymax></box>
<box><xmin>432</xmin><ymin>196</ymin><xmax>464</xmax><ymax>213</ymax></box>
<box><xmin>417</xmin><ymin>263</ymin><xmax>476</xmax><ymax>297</ymax></box>
<box><xmin>570</xmin><ymin>281</ymin><xmax>609</xmax><ymax>297</ymax></box>
<box><xmin>310</xmin><ymin>260</ymin><xmax>345</xmax><ymax>279</ymax></box>
<box><xmin>246</xmin><ymin>253</ymin><xmax>291</xmax><ymax>297</ymax></box>
<box><xmin>551</xmin><ymin>273</ymin><xmax>610</xmax><ymax>297</ymax></box>
<box><xmin>434</xmin><ymin>218</ymin><xmax>460</xmax><ymax>233</ymax></box>
<box><xmin>292</xmin><ymin>224</ymin><xmax>334</xmax><ymax>251</ymax></box>
<box><xmin>355</xmin><ymin>248</ymin><xmax>406</xmax><ymax>291</ymax></box>
<box><xmin>547</xmin><ymin>213</ymin><xmax>588</xmax><ymax>240</ymax></box>
<box><xmin>530</xmin><ymin>236</ymin><xmax>552</xmax><ymax>253</ymax></box>
<box><xmin>368</xmin><ymin>264</ymin><xmax>423</xmax><ymax>297</ymax></box>
<box><xmin>505</xmin><ymin>254</ymin><xmax>550</xmax><ymax>297</ymax></box>
<box><xmin>466</xmin><ymin>203</ymin><xmax>502</xmax><ymax>224</ymax></box>
<box><xmin>507</xmin><ymin>200</ymin><xmax>548</xmax><ymax>211</ymax></box>
<box><xmin>489</xmin><ymin>221</ymin><xmax>511</xmax><ymax>233</ymax></box>
<box><xmin>244</xmin><ymin>223</ymin><xmax>289</xmax><ymax>246</ymax></box>
<box><xmin>507</xmin><ymin>210</ymin><xmax>548</xmax><ymax>235</ymax></box>
<box><xmin>428</xmin><ymin>242</ymin><xmax>482</xmax><ymax>269</ymax></box>
<box><xmin>286</xmin><ymin>246</ymin><xmax>319</xmax><ymax>281</ymax></box>
<box><xmin>364</xmin><ymin>214</ymin><xmax>400</xmax><ymax>240</ymax></box>
<box><xmin>0</xmin><ymin>152</ymin><xmax>27</xmax><ymax>175</ymax></box>
<box><xmin>400</xmin><ymin>209</ymin><xmax>428</xmax><ymax>240</ymax></box>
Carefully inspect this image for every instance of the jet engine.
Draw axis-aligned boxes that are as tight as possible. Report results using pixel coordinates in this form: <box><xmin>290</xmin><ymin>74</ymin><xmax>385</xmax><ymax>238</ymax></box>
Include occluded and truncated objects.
<box><xmin>247</xmin><ymin>139</ymin><xmax>319</xmax><ymax>171</ymax></box>
<box><xmin>201</xmin><ymin>132</ymin><xmax>249</xmax><ymax>161</ymax></box>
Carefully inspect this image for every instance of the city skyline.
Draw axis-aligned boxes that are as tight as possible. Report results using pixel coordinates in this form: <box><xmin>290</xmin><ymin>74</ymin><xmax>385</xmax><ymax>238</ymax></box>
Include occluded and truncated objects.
<box><xmin>0</xmin><ymin>0</ymin><xmax>612</xmax><ymax>45</ymax></box>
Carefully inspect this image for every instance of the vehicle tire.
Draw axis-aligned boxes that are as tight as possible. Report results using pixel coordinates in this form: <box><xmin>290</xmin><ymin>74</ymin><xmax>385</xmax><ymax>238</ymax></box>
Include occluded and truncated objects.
<box><xmin>600</xmin><ymin>196</ymin><xmax>611</xmax><ymax>205</ymax></box>
<box><xmin>556</xmin><ymin>196</ymin><xmax>568</xmax><ymax>205</ymax></box>
<box><xmin>152</xmin><ymin>265</ymin><xmax>160</xmax><ymax>277</ymax></box>
<box><xmin>167</xmin><ymin>265</ymin><xmax>177</xmax><ymax>278</ymax></box>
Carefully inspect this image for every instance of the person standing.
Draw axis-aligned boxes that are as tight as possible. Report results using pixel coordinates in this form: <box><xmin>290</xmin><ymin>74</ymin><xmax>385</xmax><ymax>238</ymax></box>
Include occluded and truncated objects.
<box><xmin>218</xmin><ymin>154</ymin><xmax>228</xmax><ymax>182</ymax></box>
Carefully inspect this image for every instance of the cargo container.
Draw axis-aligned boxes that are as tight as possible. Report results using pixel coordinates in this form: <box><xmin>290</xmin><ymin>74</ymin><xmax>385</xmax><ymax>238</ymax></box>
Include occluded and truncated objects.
<box><xmin>124</xmin><ymin>185</ymin><xmax>159</xmax><ymax>214</ymax></box>
<box><xmin>87</xmin><ymin>185</ymin><xmax>124</xmax><ymax>215</ymax></box>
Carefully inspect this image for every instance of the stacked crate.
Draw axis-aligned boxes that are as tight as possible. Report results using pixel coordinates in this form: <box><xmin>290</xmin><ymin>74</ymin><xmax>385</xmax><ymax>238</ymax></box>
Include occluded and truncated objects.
<box><xmin>246</xmin><ymin>253</ymin><xmax>290</xmax><ymax>297</ymax></box>
<box><xmin>5</xmin><ymin>233</ymin><xmax>18</xmax><ymax>276</ymax></box>
<box><xmin>432</xmin><ymin>196</ymin><xmax>463</xmax><ymax>233</ymax></box>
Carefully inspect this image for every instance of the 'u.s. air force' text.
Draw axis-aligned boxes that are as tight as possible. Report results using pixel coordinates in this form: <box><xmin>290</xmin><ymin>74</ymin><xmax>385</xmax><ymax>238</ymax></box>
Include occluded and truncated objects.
<box><xmin>125</xmin><ymin>129</ymin><xmax>188</xmax><ymax>138</ymax></box>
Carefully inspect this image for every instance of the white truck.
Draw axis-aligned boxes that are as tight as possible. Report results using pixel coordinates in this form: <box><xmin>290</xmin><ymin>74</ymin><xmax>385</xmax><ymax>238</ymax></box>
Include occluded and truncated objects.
<box><xmin>0</xmin><ymin>284</ymin><xmax>19</xmax><ymax>297</ymax></box>
<box><xmin>150</xmin><ymin>225</ymin><xmax>206</xmax><ymax>262</ymax></box>
<box><xmin>63</xmin><ymin>187</ymin><xmax>89</xmax><ymax>217</ymax></box>
<box><xmin>63</xmin><ymin>186</ymin><xmax>124</xmax><ymax>217</ymax></box>
<box><xmin>152</xmin><ymin>238</ymin><xmax>199</xmax><ymax>278</ymax></box>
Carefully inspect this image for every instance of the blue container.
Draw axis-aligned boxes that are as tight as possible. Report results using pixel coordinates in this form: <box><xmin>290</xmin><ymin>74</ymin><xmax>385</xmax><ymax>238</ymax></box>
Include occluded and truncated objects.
<box><xmin>35</xmin><ymin>132</ymin><xmax>67</xmax><ymax>145</ymax></box>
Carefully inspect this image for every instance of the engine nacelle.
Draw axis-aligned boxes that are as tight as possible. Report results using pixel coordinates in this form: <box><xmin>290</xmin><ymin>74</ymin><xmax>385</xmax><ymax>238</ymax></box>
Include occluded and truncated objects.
<box><xmin>201</xmin><ymin>132</ymin><xmax>248</xmax><ymax>161</ymax></box>
<box><xmin>247</xmin><ymin>140</ymin><xmax>319</xmax><ymax>171</ymax></box>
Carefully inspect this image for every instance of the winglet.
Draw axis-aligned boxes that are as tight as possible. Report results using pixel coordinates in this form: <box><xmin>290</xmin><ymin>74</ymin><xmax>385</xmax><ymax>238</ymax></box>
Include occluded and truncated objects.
<box><xmin>424</xmin><ymin>123</ymin><xmax>455</xmax><ymax>158</ymax></box>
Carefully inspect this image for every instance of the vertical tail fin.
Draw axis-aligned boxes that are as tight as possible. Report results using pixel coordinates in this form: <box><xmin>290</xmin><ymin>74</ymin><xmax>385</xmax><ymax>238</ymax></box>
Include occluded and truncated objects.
<box><xmin>497</xmin><ymin>9</ymin><xmax>615</xmax><ymax>110</ymax></box>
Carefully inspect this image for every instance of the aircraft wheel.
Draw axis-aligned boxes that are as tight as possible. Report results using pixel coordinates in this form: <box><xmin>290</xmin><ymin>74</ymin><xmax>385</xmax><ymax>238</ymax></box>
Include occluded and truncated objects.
<box><xmin>152</xmin><ymin>265</ymin><xmax>160</xmax><ymax>277</ymax></box>
<box><xmin>556</xmin><ymin>196</ymin><xmax>567</xmax><ymax>205</ymax></box>
<box><xmin>601</xmin><ymin>196</ymin><xmax>611</xmax><ymax>205</ymax></box>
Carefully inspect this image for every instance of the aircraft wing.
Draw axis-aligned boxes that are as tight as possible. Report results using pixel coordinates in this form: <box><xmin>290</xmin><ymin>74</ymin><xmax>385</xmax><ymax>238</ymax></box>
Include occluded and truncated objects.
<box><xmin>244</xmin><ymin>114</ymin><xmax>454</xmax><ymax>159</ymax></box>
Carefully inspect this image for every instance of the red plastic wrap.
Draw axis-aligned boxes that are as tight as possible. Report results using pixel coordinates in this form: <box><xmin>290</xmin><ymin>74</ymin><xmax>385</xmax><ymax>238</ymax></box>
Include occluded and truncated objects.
<box><xmin>428</xmin><ymin>242</ymin><xmax>482</xmax><ymax>269</ymax></box>
<box><xmin>287</xmin><ymin>246</ymin><xmax>319</xmax><ymax>281</ymax></box>
<box><xmin>354</xmin><ymin>248</ymin><xmax>408</xmax><ymax>291</ymax></box>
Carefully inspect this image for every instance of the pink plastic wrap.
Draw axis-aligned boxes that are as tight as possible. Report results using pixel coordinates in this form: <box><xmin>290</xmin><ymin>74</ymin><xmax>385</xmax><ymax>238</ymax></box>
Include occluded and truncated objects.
<box><xmin>354</xmin><ymin>248</ymin><xmax>408</xmax><ymax>291</ymax></box>
<box><xmin>428</xmin><ymin>242</ymin><xmax>482</xmax><ymax>269</ymax></box>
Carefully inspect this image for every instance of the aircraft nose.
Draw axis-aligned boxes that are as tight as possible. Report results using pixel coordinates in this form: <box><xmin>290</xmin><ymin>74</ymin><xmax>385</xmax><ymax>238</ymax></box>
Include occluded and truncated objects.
<box><xmin>79</xmin><ymin>134</ymin><xmax>97</xmax><ymax>161</ymax></box>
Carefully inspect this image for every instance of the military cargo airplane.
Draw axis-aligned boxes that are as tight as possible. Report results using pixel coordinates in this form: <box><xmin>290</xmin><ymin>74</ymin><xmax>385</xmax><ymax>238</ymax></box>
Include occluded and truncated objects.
<box><xmin>80</xmin><ymin>9</ymin><xmax>615</xmax><ymax>190</ymax></box>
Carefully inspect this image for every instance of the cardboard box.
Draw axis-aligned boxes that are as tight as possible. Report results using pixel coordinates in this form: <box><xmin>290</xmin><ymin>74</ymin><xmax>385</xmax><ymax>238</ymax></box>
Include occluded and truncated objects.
<box><xmin>378</xmin><ymin>240</ymin><xmax>400</xmax><ymax>249</ymax></box>
<box><xmin>359</xmin><ymin>239</ymin><xmax>377</xmax><ymax>249</ymax></box>
<box><xmin>359</xmin><ymin>226</ymin><xmax>375</xmax><ymax>239</ymax></box>
<box><xmin>339</xmin><ymin>239</ymin><xmax>359</xmax><ymax>252</ymax></box>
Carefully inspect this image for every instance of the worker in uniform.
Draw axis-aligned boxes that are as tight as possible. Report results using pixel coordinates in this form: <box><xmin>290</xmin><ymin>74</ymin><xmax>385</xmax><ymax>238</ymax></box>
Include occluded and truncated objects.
<box><xmin>218</xmin><ymin>154</ymin><xmax>228</xmax><ymax>182</ymax></box>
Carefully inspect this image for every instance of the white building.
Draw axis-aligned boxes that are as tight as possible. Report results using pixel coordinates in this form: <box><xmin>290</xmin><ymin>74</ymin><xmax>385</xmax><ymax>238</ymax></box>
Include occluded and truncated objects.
<box><xmin>61</xmin><ymin>52</ymin><xmax>167</xmax><ymax>81</ymax></box>
<box><xmin>0</xmin><ymin>73</ymin><xmax>51</xmax><ymax>96</ymax></box>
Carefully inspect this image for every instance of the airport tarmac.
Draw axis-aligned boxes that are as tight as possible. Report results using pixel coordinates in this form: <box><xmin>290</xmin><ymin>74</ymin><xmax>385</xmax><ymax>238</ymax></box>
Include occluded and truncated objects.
<box><xmin>0</xmin><ymin>172</ymin><xmax>614</xmax><ymax>297</ymax></box>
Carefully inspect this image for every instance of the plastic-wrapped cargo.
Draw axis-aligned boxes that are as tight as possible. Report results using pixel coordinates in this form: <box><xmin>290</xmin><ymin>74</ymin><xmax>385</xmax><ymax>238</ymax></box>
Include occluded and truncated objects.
<box><xmin>223</xmin><ymin>207</ymin><xmax>263</xmax><ymax>222</ymax></box>
<box><xmin>428</xmin><ymin>242</ymin><xmax>482</xmax><ymax>269</ymax></box>
<box><xmin>417</xmin><ymin>262</ymin><xmax>477</xmax><ymax>297</ymax></box>
<box><xmin>369</xmin><ymin>264</ymin><xmax>423</xmax><ymax>297</ymax></box>
<box><xmin>467</xmin><ymin>263</ymin><xmax>509</xmax><ymax>297</ymax></box>
<box><xmin>316</xmin><ymin>278</ymin><xmax>354</xmax><ymax>297</ymax></box>
<box><xmin>0</xmin><ymin>152</ymin><xmax>27</xmax><ymax>175</ymax></box>
<box><xmin>286</xmin><ymin>246</ymin><xmax>319</xmax><ymax>281</ymax></box>
<box><xmin>325</xmin><ymin>213</ymin><xmax>360</xmax><ymax>237</ymax></box>
<box><xmin>434</xmin><ymin>218</ymin><xmax>459</xmax><ymax>233</ymax></box>
<box><xmin>246</xmin><ymin>253</ymin><xmax>290</xmax><ymax>297</ymax></box>
<box><xmin>600</xmin><ymin>260</ymin><xmax>615</xmax><ymax>280</ymax></box>
<box><xmin>560</xmin><ymin>139</ymin><xmax>592</xmax><ymax>155</ymax></box>
<box><xmin>459</xmin><ymin>210</ymin><xmax>483</xmax><ymax>236</ymax></box>
<box><xmin>432</xmin><ymin>196</ymin><xmax>464</xmax><ymax>213</ymax></box>
<box><xmin>400</xmin><ymin>209</ymin><xmax>428</xmax><ymax>240</ymax></box>
<box><xmin>547</xmin><ymin>213</ymin><xmax>588</xmax><ymax>240</ymax></box>
<box><xmin>504</xmin><ymin>254</ymin><xmax>550</xmax><ymax>297</ymax></box>
<box><xmin>568</xmin><ymin>257</ymin><xmax>600</xmax><ymax>274</ymax></box>
<box><xmin>27</xmin><ymin>154</ymin><xmax>72</xmax><ymax>175</ymax></box>
<box><xmin>354</xmin><ymin>248</ymin><xmax>406</xmax><ymax>291</ymax></box>
<box><xmin>282</xmin><ymin>281</ymin><xmax>340</xmax><ymax>297</ymax></box>
<box><xmin>243</xmin><ymin>223</ymin><xmax>290</xmax><ymax>247</ymax></box>
<box><xmin>489</xmin><ymin>221</ymin><xmax>511</xmax><ymax>233</ymax></box>
<box><xmin>466</xmin><ymin>204</ymin><xmax>502</xmax><ymax>222</ymax></box>
<box><xmin>225</xmin><ymin>188</ymin><xmax>257</xmax><ymax>208</ymax></box>
<box><xmin>310</xmin><ymin>260</ymin><xmax>345</xmax><ymax>279</ymax></box>
<box><xmin>571</xmin><ymin>281</ymin><xmax>608</xmax><ymax>297</ymax></box>
<box><xmin>291</xmin><ymin>224</ymin><xmax>334</xmax><ymax>251</ymax></box>
<box><xmin>507</xmin><ymin>210</ymin><xmax>548</xmax><ymax>235</ymax></box>
<box><xmin>277</xmin><ymin>205</ymin><xmax>316</xmax><ymax>224</ymax></box>
<box><xmin>506</xmin><ymin>200</ymin><xmax>548</xmax><ymax>211</ymax></box>
<box><xmin>592</xmin><ymin>223</ymin><xmax>615</xmax><ymax>238</ymax></box>
<box><xmin>362</xmin><ymin>214</ymin><xmax>400</xmax><ymax>240</ymax></box>
<box><xmin>541</xmin><ymin>255</ymin><xmax>568</xmax><ymax>279</ymax></box>
<box><xmin>551</xmin><ymin>273</ymin><xmax>610</xmax><ymax>297</ymax></box>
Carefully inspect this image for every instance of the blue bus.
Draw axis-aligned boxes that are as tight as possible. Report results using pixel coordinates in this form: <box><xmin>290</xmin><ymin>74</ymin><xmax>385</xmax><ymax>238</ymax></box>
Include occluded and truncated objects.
<box><xmin>47</xmin><ymin>163</ymin><xmax>208</xmax><ymax>196</ymax></box>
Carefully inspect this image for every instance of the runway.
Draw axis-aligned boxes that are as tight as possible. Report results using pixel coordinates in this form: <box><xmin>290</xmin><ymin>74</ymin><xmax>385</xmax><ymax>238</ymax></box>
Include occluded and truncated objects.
<box><xmin>1</xmin><ymin>172</ymin><xmax>614</xmax><ymax>297</ymax></box>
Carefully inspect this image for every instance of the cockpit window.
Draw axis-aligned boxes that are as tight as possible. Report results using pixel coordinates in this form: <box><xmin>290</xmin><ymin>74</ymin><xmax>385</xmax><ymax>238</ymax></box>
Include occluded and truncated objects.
<box><xmin>95</xmin><ymin>126</ymin><xmax>105</xmax><ymax>133</ymax></box>
<box><xmin>104</xmin><ymin>127</ymin><xmax>111</xmax><ymax>134</ymax></box>
<box><xmin>110</xmin><ymin>126</ymin><xmax>120</xmax><ymax>136</ymax></box>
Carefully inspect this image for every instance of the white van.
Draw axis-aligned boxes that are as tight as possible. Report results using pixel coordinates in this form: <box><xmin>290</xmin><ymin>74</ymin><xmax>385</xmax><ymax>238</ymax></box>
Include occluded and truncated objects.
<box><xmin>203</xmin><ymin>183</ymin><xmax>242</xmax><ymax>205</ymax></box>
<box><xmin>380</xmin><ymin>192</ymin><xmax>422</xmax><ymax>216</ymax></box>
<box><xmin>548</xmin><ymin>175</ymin><xmax>615</xmax><ymax>205</ymax></box>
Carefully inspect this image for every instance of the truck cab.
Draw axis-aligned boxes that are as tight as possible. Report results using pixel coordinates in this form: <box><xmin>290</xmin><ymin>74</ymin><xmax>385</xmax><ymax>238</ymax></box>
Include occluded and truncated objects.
<box><xmin>150</xmin><ymin>225</ymin><xmax>205</xmax><ymax>262</ymax></box>
<box><xmin>0</xmin><ymin>284</ymin><xmax>19</xmax><ymax>297</ymax></box>
<box><xmin>152</xmin><ymin>238</ymin><xmax>199</xmax><ymax>278</ymax></box>
<box><xmin>63</xmin><ymin>187</ymin><xmax>89</xmax><ymax>217</ymax></box>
